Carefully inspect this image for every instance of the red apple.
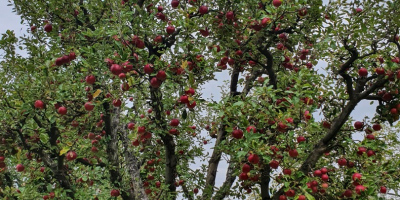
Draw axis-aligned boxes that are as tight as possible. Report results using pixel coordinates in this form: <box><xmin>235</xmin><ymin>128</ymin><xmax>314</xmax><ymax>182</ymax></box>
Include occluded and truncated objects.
<box><xmin>185</xmin><ymin>88</ymin><xmax>195</xmax><ymax>96</ymax></box>
<box><xmin>242</xmin><ymin>164</ymin><xmax>251</xmax><ymax>173</ymax></box>
<box><xmin>239</xmin><ymin>172</ymin><xmax>248</xmax><ymax>180</ymax></box>
<box><xmin>246</xmin><ymin>126</ymin><xmax>256</xmax><ymax>133</ymax></box>
<box><xmin>199</xmin><ymin>5</ymin><xmax>208</xmax><ymax>15</ymax></box>
<box><xmin>297</xmin><ymin>136</ymin><xmax>306</xmax><ymax>143</ymax></box>
<box><xmin>44</xmin><ymin>23</ymin><xmax>53</xmax><ymax>32</ymax></box>
<box><xmin>156</xmin><ymin>70</ymin><xmax>167</xmax><ymax>81</ymax></box>
<box><xmin>354</xmin><ymin>121</ymin><xmax>363</xmax><ymax>130</ymax></box>
<box><xmin>285</xmin><ymin>189</ymin><xmax>295</xmax><ymax>197</ymax></box>
<box><xmin>171</xmin><ymin>0</ymin><xmax>179</xmax><ymax>8</ymax></box>
<box><xmin>338</xmin><ymin>158</ymin><xmax>347</xmax><ymax>166</ymax></box>
<box><xmin>88</xmin><ymin>132</ymin><xmax>96</xmax><ymax>139</ymax></box>
<box><xmin>269</xmin><ymin>160</ymin><xmax>279</xmax><ymax>169</ymax></box>
<box><xmin>380</xmin><ymin>186</ymin><xmax>387</xmax><ymax>193</ymax></box>
<box><xmin>358</xmin><ymin>68</ymin><xmax>368</xmax><ymax>77</ymax></box>
<box><xmin>321</xmin><ymin>174</ymin><xmax>329</xmax><ymax>181</ymax></box>
<box><xmin>113</xmin><ymin>99</ymin><xmax>122</xmax><ymax>107</ymax></box>
<box><xmin>16</xmin><ymin>164</ymin><xmax>25</xmax><ymax>172</ymax></box>
<box><xmin>352</xmin><ymin>173</ymin><xmax>362</xmax><ymax>181</ymax></box>
<box><xmin>273</xmin><ymin>0</ymin><xmax>282</xmax><ymax>8</ymax></box>
<box><xmin>110</xmin><ymin>64</ymin><xmax>123</xmax><ymax>75</ymax></box>
<box><xmin>110</xmin><ymin>189</ymin><xmax>120</xmax><ymax>197</ymax></box>
<box><xmin>58</xmin><ymin>107</ymin><xmax>67</xmax><ymax>115</ymax></box>
<box><xmin>34</xmin><ymin>100</ymin><xmax>45</xmax><ymax>109</ymax></box>
<box><xmin>150</xmin><ymin>77</ymin><xmax>162</xmax><ymax>88</ymax></box>
<box><xmin>166</xmin><ymin>25</ymin><xmax>175</xmax><ymax>34</ymax></box>
<box><xmin>248</xmin><ymin>154</ymin><xmax>260</xmax><ymax>164</ymax></box>
<box><xmin>144</xmin><ymin>64</ymin><xmax>154</xmax><ymax>74</ymax></box>
<box><xmin>313</xmin><ymin>170</ymin><xmax>322</xmax><ymax>177</ymax></box>
<box><xmin>66</xmin><ymin>151</ymin><xmax>77</xmax><ymax>161</ymax></box>
<box><xmin>372</xmin><ymin>123</ymin><xmax>381</xmax><ymax>131</ymax></box>
<box><xmin>232</xmin><ymin>129</ymin><xmax>243</xmax><ymax>139</ymax></box>
<box><xmin>180</xmin><ymin>95</ymin><xmax>189</xmax><ymax>103</ymax></box>
<box><xmin>289</xmin><ymin>149</ymin><xmax>298</xmax><ymax>158</ymax></box>
<box><xmin>355</xmin><ymin>185</ymin><xmax>366</xmax><ymax>194</ymax></box>
<box><xmin>170</xmin><ymin>119</ymin><xmax>180</xmax><ymax>126</ymax></box>
<box><xmin>84</xmin><ymin>102</ymin><xmax>95</xmax><ymax>111</ymax></box>
<box><xmin>357</xmin><ymin>147</ymin><xmax>367</xmax><ymax>155</ymax></box>
<box><xmin>226</xmin><ymin>11</ymin><xmax>234</xmax><ymax>20</ymax></box>
<box><xmin>154</xmin><ymin>35</ymin><xmax>163</xmax><ymax>43</ymax></box>
<box><xmin>85</xmin><ymin>75</ymin><xmax>95</xmax><ymax>84</ymax></box>
<box><xmin>376</xmin><ymin>67</ymin><xmax>385</xmax><ymax>75</ymax></box>
<box><xmin>283</xmin><ymin>169</ymin><xmax>292</xmax><ymax>175</ymax></box>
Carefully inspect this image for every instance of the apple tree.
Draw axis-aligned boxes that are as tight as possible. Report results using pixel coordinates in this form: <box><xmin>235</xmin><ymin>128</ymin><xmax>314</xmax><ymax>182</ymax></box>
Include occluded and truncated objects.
<box><xmin>1</xmin><ymin>0</ymin><xmax>400</xmax><ymax>199</ymax></box>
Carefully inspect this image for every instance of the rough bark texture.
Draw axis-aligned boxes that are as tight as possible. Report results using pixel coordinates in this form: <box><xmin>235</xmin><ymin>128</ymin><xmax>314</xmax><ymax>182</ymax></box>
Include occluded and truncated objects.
<box><xmin>121</xmin><ymin>128</ymin><xmax>148</xmax><ymax>200</ymax></box>
<box><xmin>104</xmin><ymin>104</ymin><xmax>132</xmax><ymax>200</ymax></box>
<box><xmin>150</xmin><ymin>88</ymin><xmax>177</xmax><ymax>199</ymax></box>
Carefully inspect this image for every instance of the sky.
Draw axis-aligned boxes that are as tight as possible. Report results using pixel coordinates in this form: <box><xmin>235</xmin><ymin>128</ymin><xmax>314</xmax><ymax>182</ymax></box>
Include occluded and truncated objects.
<box><xmin>0</xmin><ymin>0</ymin><xmax>382</xmax><ymax>198</ymax></box>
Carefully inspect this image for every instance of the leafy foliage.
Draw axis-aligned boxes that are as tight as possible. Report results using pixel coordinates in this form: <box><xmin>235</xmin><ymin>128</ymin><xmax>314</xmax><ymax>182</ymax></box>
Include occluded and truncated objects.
<box><xmin>1</xmin><ymin>0</ymin><xmax>400</xmax><ymax>199</ymax></box>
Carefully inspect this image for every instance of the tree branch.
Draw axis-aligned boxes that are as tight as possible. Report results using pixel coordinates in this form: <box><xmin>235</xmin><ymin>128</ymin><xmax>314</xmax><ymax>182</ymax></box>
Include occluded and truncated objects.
<box><xmin>257</xmin><ymin>46</ymin><xmax>277</xmax><ymax>89</ymax></box>
<box><xmin>213</xmin><ymin>161</ymin><xmax>236</xmax><ymax>200</ymax></box>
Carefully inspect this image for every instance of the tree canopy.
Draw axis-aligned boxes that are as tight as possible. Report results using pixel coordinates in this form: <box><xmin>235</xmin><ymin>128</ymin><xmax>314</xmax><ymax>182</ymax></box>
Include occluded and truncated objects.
<box><xmin>1</xmin><ymin>0</ymin><xmax>400</xmax><ymax>199</ymax></box>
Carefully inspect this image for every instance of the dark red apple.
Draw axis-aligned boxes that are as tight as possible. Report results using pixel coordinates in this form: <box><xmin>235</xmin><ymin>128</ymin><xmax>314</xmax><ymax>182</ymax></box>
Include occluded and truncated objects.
<box><xmin>110</xmin><ymin>189</ymin><xmax>120</xmax><ymax>197</ymax></box>
<box><xmin>144</xmin><ymin>64</ymin><xmax>154</xmax><ymax>74</ymax></box>
<box><xmin>66</xmin><ymin>151</ymin><xmax>77</xmax><ymax>161</ymax></box>
<box><xmin>242</xmin><ymin>164</ymin><xmax>251</xmax><ymax>173</ymax></box>
<box><xmin>354</xmin><ymin>121</ymin><xmax>363</xmax><ymax>130</ymax></box>
<box><xmin>372</xmin><ymin>123</ymin><xmax>381</xmax><ymax>131</ymax></box>
<box><xmin>113</xmin><ymin>99</ymin><xmax>122</xmax><ymax>107</ymax></box>
<box><xmin>273</xmin><ymin>0</ymin><xmax>282</xmax><ymax>8</ymax></box>
<box><xmin>171</xmin><ymin>0</ymin><xmax>179</xmax><ymax>8</ymax></box>
<box><xmin>358</xmin><ymin>68</ymin><xmax>368</xmax><ymax>77</ymax></box>
<box><xmin>170</xmin><ymin>119</ymin><xmax>180</xmax><ymax>126</ymax></box>
<box><xmin>34</xmin><ymin>100</ymin><xmax>45</xmax><ymax>109</ymax></box>
<box><xmin>44</xmin><ymin>23</ymin><xmax>53</xmax><ymax>32</ymax></box>
<box><xmin>283</xmin><ymin>169</ymin><xmax>292</xmax><ymax>175</ymax></box>
<box><xmin>248</xmin><ymin>154</ymin><xmax>260</xmax><ymax>164</ymax></box>
<box><xmin>16</xmin><ymin>164</ymin><xmax>25</xmax><ymax>172</ymax></box>
<box><xmin>199</xmin><ymin>5</ymin><xmax>208</xmax><ymax>15</ymax></box>
<box><xmin>269</xmin><ymin>160</ymin><xmax>279</xmax><ymax>169</ymax></box>
<box><xmin>232</xmin><ymin>129</ymin><xmax>243</xmax><ymax>139</ymax></box>
<box><xmin>58</xmin><ymin>107</ymin><xmax>67</xmax><ymax>115</ymax></box>
<box><xmin>85</xmin><ymin>75</ymin><xmax>95</xmax><ymax>84</ymax></box>
<box><xmin>166</xmin><ymin>25</ymin><xmax>175</xmax><ymax>34</ymax></box>
<box><xmin>156</xmin><ymin>70</ymin><xmax>167</xmax><ymax>81</ymax></box>
<box><xmin>380</xmin><ymin>186</ymin><xmax>387</xmax><ymax>193</ymax></box>
<box><xmin>84</xmin><ymin>102</ymin><xmax>95</xmax><ymax>111</ymax></box>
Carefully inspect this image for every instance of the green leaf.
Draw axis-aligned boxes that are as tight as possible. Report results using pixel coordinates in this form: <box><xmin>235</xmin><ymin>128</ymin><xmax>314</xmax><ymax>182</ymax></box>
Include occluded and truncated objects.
<box><xmin>304</xmin><ymin>191</ymin><xmax>315</xmax><ymax>200</ymax></box>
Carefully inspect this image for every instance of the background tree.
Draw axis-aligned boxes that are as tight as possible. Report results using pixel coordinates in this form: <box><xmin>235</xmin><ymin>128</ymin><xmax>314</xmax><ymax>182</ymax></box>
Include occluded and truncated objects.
<box><xmin>1</xmin><ymin>0</ymin><xmax>400</xmax><ymax>200</ymax></box>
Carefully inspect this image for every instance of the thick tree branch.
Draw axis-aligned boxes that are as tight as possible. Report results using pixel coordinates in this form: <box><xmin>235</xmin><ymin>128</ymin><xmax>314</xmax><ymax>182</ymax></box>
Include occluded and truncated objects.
<box><xmin>120</xmin><ymin>127</ymin><xmax>148</xmax><ymax>200</ymax></box>
<box><xmin>213</xmin><ymin>162</ymin><xmax>236</xmax><ymax>200</ymax></box>
<box><xmin>257</xmin><ymin>46</ymin><xmax>277</xmax><ymax>89</ymax></box>
<box><xmin>103</xmin><ymin>104</ymin><xmax>132</xmax><ymax>200</ymax></box>
<box><xmin>340</xmin><ymin>73</ymin><xmax>354</xmax><ymax>99</ymax></box>
<box><xmin>337</xmin><ymin>39</ymin><xmax>358</xmax><ymax>74</ymax></box>
<box><xmin>260</xmin><ymin>166</ymin><xmax>271</xmax><ymax>200</ymax></box>
<box><xmin>202</xmin><ymin>67</ymin><xmax>240</xmax><ymax>199</ymax></box>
